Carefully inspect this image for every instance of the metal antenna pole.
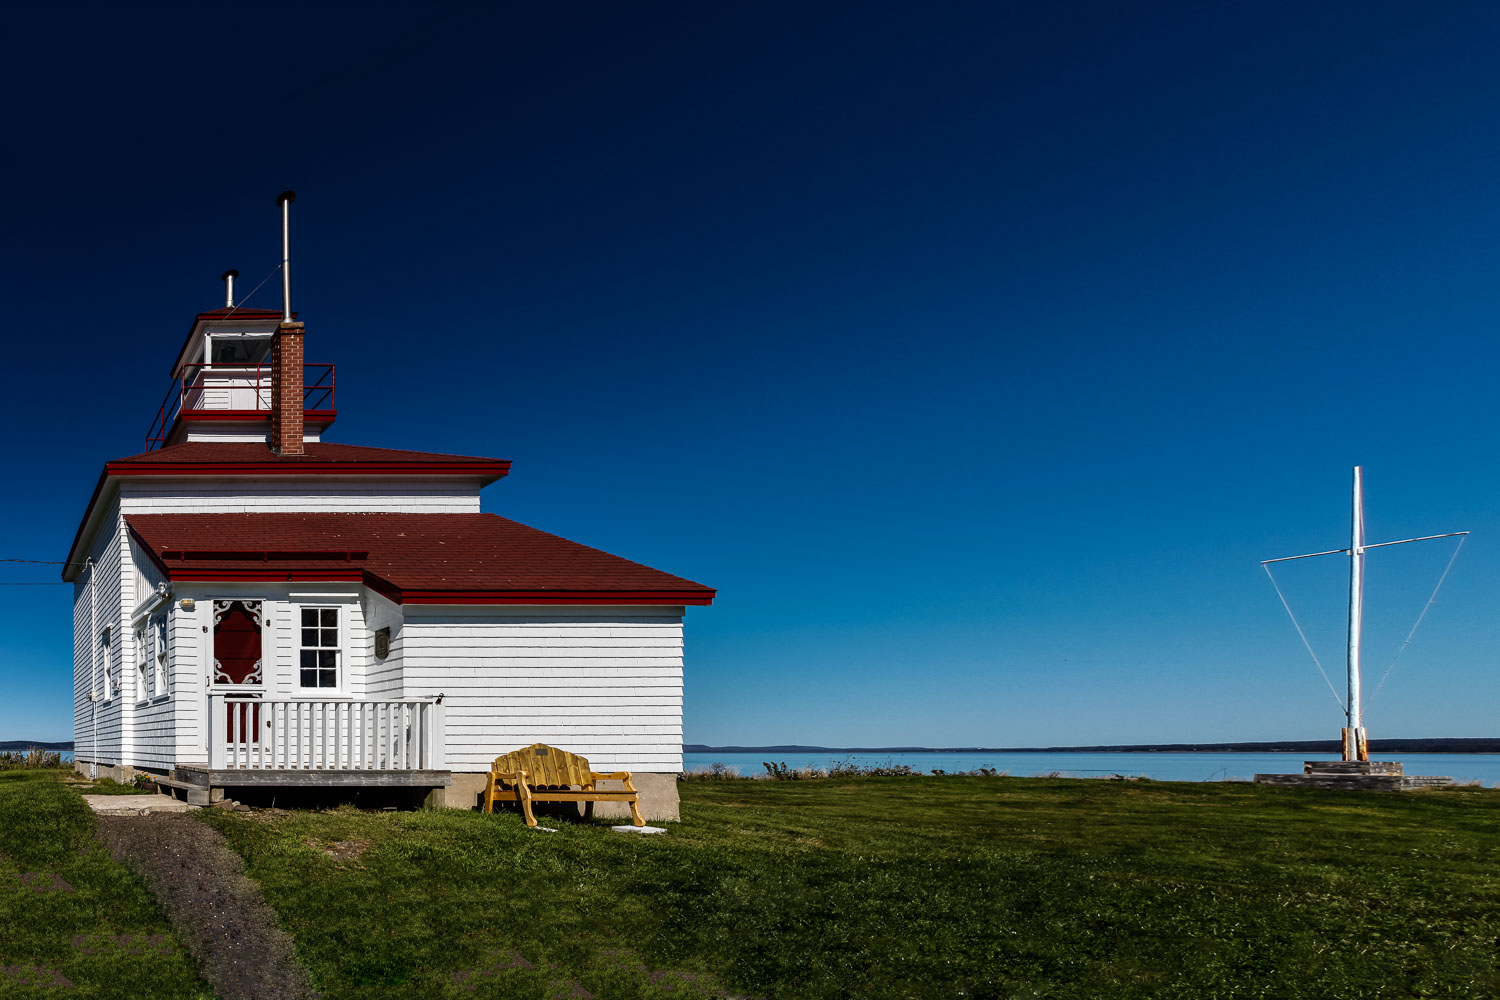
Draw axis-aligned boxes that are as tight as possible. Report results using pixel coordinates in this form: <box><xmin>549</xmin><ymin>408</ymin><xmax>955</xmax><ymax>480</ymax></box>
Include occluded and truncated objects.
<box><xmin>1344</xmin><ymin>466</ymin><xmax>1367</xmax><ymax>761</ymax></box>
<box><xmin>276</xmin><ymin>190</ymin><xmax>296</xmax><ymax>323</ymax></box>
<box><xmin>1264</xmin><ymin>467</ymin><xmax>1466</xmax><ymax>763</ymax></box>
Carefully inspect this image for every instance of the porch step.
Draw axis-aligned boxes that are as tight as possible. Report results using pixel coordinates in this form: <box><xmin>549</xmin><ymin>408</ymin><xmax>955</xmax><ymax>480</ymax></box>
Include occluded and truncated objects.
<box><xmin>166</xmin><ymin>770</ymin><xmax>210</xmax><ymax>788</ymax></box>
<box><xmin>157</xmin><ymin>776</ymin><xmax>214</xmax><ymax>806</ymax></box>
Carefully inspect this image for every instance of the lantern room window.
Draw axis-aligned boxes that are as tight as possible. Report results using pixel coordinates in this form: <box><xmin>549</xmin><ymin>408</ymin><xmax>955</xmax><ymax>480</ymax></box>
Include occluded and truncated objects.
<box><xmin>299</xmin><ymin>607</ymin><xmax>340</xmax><ymax>689</ymax></box>
<box><xmin>209</xmin><ymin>334</ymin><xmax>273</xmax><ymax>365</ymax></box>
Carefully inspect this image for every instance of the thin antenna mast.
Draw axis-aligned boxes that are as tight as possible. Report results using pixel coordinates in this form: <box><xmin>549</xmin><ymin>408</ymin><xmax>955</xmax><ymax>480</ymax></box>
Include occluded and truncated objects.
<box><xmin>276</xmin><ymin>190</ymin><xmax>296</xmax><ymax>322</ymax></box>
<box><xmin>1261</xmin><ymin>467</ymin><xmax>1467</xmax><ymax>763</ymax></box>
<box><xmin>1345</xmin><ymin>467</ymin><xmax>1366</xmax><ymax>761</ymax></box>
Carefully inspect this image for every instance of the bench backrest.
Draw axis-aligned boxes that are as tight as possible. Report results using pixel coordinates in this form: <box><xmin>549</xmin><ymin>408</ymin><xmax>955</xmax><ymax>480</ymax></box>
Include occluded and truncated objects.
<box><xmin>490</xmin><ymin>743</ymin><xmax>594</xmax><ymax>788</ymax></box>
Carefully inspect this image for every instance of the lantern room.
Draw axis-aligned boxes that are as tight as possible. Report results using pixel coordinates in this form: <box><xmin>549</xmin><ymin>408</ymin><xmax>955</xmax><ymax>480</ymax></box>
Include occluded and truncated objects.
<box><xmin>145</xmin><ymin>298</ymin><xmax>335</xmax><ymax>451</ymax></box>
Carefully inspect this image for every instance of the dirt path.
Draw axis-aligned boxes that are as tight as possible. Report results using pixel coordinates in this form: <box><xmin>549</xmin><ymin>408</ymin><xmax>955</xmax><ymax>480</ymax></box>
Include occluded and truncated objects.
<box><xmin>96</xmin><ymin>813</ymin><xmax>320</xmax><ymax>1000</ymax></box>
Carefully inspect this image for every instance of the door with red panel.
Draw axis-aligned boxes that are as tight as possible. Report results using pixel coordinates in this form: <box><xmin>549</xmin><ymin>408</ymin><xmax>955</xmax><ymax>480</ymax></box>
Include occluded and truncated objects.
<box><xmin>213</xmin><ymin>600</ymin><xmax>264</xmax><ymax>745</ymax></box>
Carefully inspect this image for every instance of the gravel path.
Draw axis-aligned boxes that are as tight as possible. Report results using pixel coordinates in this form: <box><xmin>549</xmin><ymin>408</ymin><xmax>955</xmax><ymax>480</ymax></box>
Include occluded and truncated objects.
<box><xmin>96</xmin><ymin>813</ymin><xmax>320</xmax><ymax>1000</ymax></box>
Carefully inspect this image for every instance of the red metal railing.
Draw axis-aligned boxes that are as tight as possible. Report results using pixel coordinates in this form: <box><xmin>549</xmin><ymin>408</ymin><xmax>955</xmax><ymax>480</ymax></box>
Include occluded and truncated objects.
<box><xmin>145</xmin><ymin>362</ymin><xmax>335</xmax><ymax>451</ymax></box>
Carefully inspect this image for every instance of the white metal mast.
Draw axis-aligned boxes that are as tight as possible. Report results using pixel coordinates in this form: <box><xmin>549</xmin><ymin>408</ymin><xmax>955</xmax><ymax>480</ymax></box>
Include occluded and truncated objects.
<box><xmin>1262</xmin><ymin>466</ymin><xmax>1467</xmax><ymax>762</ymax></box>
<box><xmin>1345</xmin><ymin>466</ymin><xmax>1366</xmax><ymax>760</ymax></box>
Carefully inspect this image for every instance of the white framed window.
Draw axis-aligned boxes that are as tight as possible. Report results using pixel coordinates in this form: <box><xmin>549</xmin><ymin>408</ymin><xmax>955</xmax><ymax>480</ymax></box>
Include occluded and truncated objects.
<box><xmin>153</xmin><ymin>614</ymin><xmax>169</xmax><ymax>696</ymax></box>
<box><xmin>135</xmin><ymin>625</ymin><xmax>149</xmax><ymax>702</ymax></box>
<box><xmin>299</xmin><ymin>607</ymin><xmax>341</xmax><ymax>690</ymax></box>
<box><xmin>99</xmin><ymin>628</ymin><xmax>113</xmax><ymax>702</ymax></box>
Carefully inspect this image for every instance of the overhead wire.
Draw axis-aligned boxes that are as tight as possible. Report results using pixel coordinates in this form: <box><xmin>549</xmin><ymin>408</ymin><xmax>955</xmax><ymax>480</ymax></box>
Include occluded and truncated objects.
<box><xmin>0</xmin><ymin>556</ymin><xmax>79</xmax><ymax>583</ymax></box>
<box><xmin>5</xmin><ymin>264</ymin><xmax>283</xmax><ymax>588</ymax></box>
<box><xmin>217</xmin><ymin>262</ymin><xmax>282</xmax><ymax>320</ymax></box>
<box><xmin>1262</xmin><ymin>561</ymin><xmax>1347</xmax><ymax>712</ymax></box>
<box><xmin>1368</xmin><ymin>533</ymin><xmax>1468</xmax><ymax>704</ymax></box>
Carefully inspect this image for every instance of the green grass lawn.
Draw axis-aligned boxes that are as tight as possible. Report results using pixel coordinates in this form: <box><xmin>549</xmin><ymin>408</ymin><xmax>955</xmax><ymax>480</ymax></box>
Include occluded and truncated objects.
<box><xmin>0</xmin><ymin>770</ymin><xmax>209</xmax><ymax>999</ymax></box>
<box><xmin>197</xmin><ymin>776</ymin><xmax>1500</xmax><ymax>1000</ymax></box>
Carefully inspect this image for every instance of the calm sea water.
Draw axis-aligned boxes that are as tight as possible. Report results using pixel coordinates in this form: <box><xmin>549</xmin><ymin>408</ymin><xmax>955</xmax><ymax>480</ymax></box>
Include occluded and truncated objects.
<box><xmin>46</xmin><ymin>749</ymin><xmax>1500</xmax><ymax>785</ymax></box>
<box><xmin>682</xmin><ymin>751</ymin><xmax>1500</xmax><ymax>786</ymax></box>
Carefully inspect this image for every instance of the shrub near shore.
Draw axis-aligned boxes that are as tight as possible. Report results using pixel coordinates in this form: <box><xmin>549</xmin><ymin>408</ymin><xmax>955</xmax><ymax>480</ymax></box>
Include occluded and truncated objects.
<box><xmin>0</xmin><ymin>748</ymin><xmax>65</xmax><ymax>770</ymax></box>
<box><xmin>682</xmin><ymin>760</ymin><xmax>1005</xmax><ymax>780</ymax></box>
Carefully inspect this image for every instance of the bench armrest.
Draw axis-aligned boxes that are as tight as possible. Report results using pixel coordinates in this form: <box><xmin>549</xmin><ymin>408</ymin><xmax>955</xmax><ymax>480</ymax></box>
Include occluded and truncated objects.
<box><xmin>589</xmin><ymin>771</ymin><xmax>633</xmax><ymax>781</ymax></box>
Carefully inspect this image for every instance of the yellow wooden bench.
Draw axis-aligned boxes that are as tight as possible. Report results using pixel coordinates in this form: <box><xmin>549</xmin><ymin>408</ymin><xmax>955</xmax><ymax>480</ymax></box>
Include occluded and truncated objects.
<box><xmin>482</xmin><ymin>743</ymin><xmax>645</xmax><ymax>827</ymax></box>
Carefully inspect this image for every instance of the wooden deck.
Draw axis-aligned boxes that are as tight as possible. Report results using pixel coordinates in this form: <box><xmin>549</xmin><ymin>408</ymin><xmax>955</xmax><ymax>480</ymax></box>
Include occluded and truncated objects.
<box><xmin>164</xmin><ymin>765</ymin><xmax>451</xmax><ymax>805</ymax></box>
<box><xmin>176</xmin><ymin>765</ymin><xmax>451</xmax><ymax>788</ymax></box>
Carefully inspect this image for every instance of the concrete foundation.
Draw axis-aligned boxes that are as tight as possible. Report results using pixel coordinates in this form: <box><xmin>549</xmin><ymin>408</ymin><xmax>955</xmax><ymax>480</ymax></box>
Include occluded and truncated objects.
<box><xmin>440</xmin><ymin>771</ymin><xmax>680</xmax><ymax>822</ymax></box>
<box><xmin>76</xmin><ymin>761</ymin><xmax>682</xmax><ymax>820</ymax></box>
<box><xmin>73</xmin><ymin>760</ymin><xmax>135</xmax><ymax>783</ymax></box>
<box><xmin>1254</xmin><ymin>760</ymin><xmax>1452</xmax><ymax>791</ymax></box>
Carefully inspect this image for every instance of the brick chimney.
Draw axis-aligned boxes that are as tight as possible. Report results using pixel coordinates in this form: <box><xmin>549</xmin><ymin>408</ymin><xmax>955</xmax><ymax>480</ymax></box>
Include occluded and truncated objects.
<box><xmin>269</xmin><ymin>321</ymin><xmax>305</xmax><ymax>456</ymax></box>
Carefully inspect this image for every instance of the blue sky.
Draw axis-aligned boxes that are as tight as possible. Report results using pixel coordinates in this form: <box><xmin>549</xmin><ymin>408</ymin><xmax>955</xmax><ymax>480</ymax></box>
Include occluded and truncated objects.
<box><xmin>1</xmin><ymin>2</ymin><xmax>1496</xmax><ymax>746</ymax></box>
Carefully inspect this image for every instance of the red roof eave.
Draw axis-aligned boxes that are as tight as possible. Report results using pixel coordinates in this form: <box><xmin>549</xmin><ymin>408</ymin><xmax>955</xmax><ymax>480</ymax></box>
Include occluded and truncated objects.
<box><xmin>64</xmin><ymin>467</ymin><xmax>113</xmax><ymax>581</ymax></box>
<box><xmin>157</xmin><ymin>565</ymin><xmax>713</xmax><ymax>605</ymax></box>
<box><xmin>118</xmin><ymin>510</ymin><xmax>715</xmax><ymax>605</ymax></box>
<box><xmin>165</xmin><ymin>568</ymin><xmax>366</xmax><ymax>583</ymax></box>
<box><xmin>104</xmin><ymin>459</ymin><xmax>511</xmax><ymax>479</ymax></box>
<box><xmin>391</xmin><ymin>588</ymin><xmax>716</xmax><ymax>606</ymax></box>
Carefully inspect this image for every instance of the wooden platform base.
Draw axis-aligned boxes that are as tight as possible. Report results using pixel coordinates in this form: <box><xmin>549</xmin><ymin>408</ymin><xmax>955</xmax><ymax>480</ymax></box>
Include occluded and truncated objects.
<box><xmin>1254</xmin><ymin>760</ymin><xmax>1451</xmax><ymax>791</ymax></box>
<box><xmin>160</xmin><ymin>766</ymin><xmax>451</xmax><ymax>805</ymax></box>
<box><xmin>176</xmin><ymin>766</ymin><xmax>450</xmax><ymax>788</ymax></box>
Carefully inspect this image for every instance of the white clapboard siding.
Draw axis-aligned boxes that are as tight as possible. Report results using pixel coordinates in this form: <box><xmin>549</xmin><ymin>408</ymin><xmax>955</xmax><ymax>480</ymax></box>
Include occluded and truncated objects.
<box><xmin>171</xmin><ymin>587</ymin><xmax>370</xmax><ymax>702</ymax></box>
<box><xmin>402</xmin><ymin>606</ymin><xmax>686</xmax><ymax>773</ymax></box>
<box><xmin>127</xmin><ymin>534</ymin><xmax>166</xmax><ymax>612</ymax></box>
<box><xmin>131</xmin><ymin>698</ymin><xmax>177</xmax><ymax>770</ymax></box>
<box><xmin>73</xmin><ymin>502</ymin><xmax>125</xmax><ymax>766</ymax></box>
<box><xmin>123</xmin><ymin>533</ymin><xmax>190</xmax><ymax>769</ymax></box>
<box><xmin>170</xmin><ymin>599</ymin><xmax>203</xmax><ymax>762</ymax></box>
<box><xmin>119</xmin><ymin>477</ymin><xmax>482</xmax><ymax>515</ymax></box>
<box><xmin>361</xmin><ymin>591</ymin><xmax>405</xmax><ymax>699</ymax></box>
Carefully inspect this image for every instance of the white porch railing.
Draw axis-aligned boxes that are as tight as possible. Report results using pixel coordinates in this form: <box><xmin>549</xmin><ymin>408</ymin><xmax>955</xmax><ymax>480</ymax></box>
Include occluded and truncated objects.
<box><xmin>207</xmin><ymin>696</ymin><xmax>445</xmax><ymax>771</ymax></box>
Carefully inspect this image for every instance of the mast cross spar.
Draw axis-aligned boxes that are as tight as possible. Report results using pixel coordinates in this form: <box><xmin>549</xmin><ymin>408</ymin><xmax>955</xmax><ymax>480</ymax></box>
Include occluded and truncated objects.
<box><xmin>1262</xmin><ymin>467</ymin><xmax>1468</xmax><ymax>762</ymax></box>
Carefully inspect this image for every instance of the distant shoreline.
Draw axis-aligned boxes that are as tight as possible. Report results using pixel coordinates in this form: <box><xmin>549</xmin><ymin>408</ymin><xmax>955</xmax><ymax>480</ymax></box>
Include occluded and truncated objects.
<box><xmin>686</xmin><ymin>738</ymin><xmax>1500</xmax><ymax>755</ymax></box>
<box><xmin>16</xmin><ymin>738</ymin><xmax>1498</xmax><ymax>756</ymax></box>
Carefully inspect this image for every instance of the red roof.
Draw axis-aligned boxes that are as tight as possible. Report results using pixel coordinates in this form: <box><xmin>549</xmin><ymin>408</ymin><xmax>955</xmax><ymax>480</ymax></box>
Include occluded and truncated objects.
<box><xmin>65</xmin><ymin>441</ymin><xmax>513</xmax><ymax>581</ymax></box>
<box><xmin>124</xmin><ymin>512</ymin><xmax>715</xmax><ymax>606</ymax></box>
<box><xmin>106</xmin><ymin>441</ymin><xmax>512</xmax><ymax>479</ymax></box>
